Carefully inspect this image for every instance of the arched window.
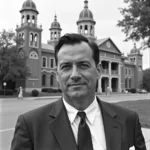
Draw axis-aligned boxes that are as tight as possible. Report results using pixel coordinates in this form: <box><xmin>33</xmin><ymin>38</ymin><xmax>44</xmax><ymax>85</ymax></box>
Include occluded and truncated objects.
<box><xmin>22</xmin><ymin>15</ymin><xmax>25</xmax><ymax>24</ymax></box>
<box><xmin>49</xmin><ymin>57</ymin><xmax>55</xmax><ymax>68</ymax></box>
<box><xmin>30</xmin><ymin>33</ymin><xmax>34</xmax><ymax>46</ymax></box>
<box><xmin>90</xmin><ymin>25</ymin><xmax>93</xmax><ymax>35</ymax></box>
<box><xmin>34</xmin><ymin>34</ymin><xmax>38</xmax><ymax>47</ymax></box>
<box><xmin>84</xmin><ymin>25</ymin><xmax>88</xmax><ymax>34</ymax></box>
<box><xmin>129</xmin><ymin>78</ymin><xmax>132</xmax><ymax>88</ymax></box>
<box><xmin>32</xmin><ymin>15</ymin><xmax>35</xmax><ymax>24</ymax></box>
<box><xmin>54</xmin><ymin>32</ymin><xmax>57</xmax><ymax>39</ymax></box>
<box><xmin>125</xmin><ymin>78</ymin><xmax>128</xmax><ymax>89</ymax></box>
<box><xmin>22</xmin><ymin>33</ymin><xmax>24</xmax><ymax>39</ymax></box>
<box><xmin>80</xmin><ymin>25</ymin><xmax>82</xmax><ymax>34</ymax></box>
<box><xmin>42</xmin><ymin>74</ymin><xmax>46</xmax><ymax>86</ymax></box>
<box><xmin>29</xmin><ymin>51</ymin><xmax>38</xmax><ymax>59</ymax></box>
<box><xmin>27</xmin><ymin>15</ymin><xmax>30</xmax><ymax>23</ymax></box>
<box><xmin>34</xmin><ymin>34</ymin><xmax>37</xmax><ymax>41</ymax></box>
<box><xmin>19</xmin><ymin>33</ymin><xmax>22</xmax><ymax>38</ymax></box>
<box><xmin>50</xmin><ymin>74</ymin><xmax>54</xmax><ymax>86</ymax></box>
<box><xmin>30</xmin><ymin>33</ymin><xmax>34</xmax><ymax>42</ymax></box>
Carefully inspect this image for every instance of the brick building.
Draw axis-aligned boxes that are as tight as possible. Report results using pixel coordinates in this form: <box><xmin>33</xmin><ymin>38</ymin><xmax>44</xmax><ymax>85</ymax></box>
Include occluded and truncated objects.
<box><xmin>16</xmin><ymin>0</ymin><xmax>143</xmax><ymax>93</ymax></box>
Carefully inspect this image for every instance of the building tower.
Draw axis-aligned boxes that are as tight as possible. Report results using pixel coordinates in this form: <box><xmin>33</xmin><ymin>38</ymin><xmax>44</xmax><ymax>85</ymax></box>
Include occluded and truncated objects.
<box><xmin>48</xmin><ymin>14</ymin><xmax>62</xmax><ymax>45</ymax></box>
<box><xmin>128</xmin><ymin>43</ymin><xmax>143</xmax><ymax>89</ymax></box>
<box><xmin>16</xmin><ymin>0</ymin><xmax>43</xmax><ymax>92</ymax></box>
<box><xmin>77</xmin><ymin>0</ymin><xmax>96</xmax><ymax>41</ymax></box>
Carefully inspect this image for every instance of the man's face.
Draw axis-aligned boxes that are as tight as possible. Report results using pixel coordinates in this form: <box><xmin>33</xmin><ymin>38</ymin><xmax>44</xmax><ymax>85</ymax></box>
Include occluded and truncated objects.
<box><xmin>56</xmin><ymin>41</ymin><xmax>100</xmax><ymax>99</ymax></box>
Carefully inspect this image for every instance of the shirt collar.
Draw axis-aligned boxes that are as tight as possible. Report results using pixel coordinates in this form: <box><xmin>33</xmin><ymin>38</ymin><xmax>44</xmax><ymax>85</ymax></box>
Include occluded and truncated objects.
<box><xmin>63</xmin><ymin>96</ymin><xmax>99</xmax><ymax>125</ymax></box>
<box><xmin>84</xmin><ymin>97</ymin><xmax>99</xmax><ymax>124</ymax></box>
<box><xmin>63</xmin><ymin>99</ymin><xmax>78</xmax><ymax>124</ymax></box>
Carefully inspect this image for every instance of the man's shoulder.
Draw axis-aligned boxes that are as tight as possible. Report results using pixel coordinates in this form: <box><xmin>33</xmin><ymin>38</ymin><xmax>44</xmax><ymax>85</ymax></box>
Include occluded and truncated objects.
<box><xmin>21</xmin><ymin>98</ymin><xmax>61</xmax><ymax>118</ymax></box>
<box><xmin>98</xmin><ymin>98</ymin><xmax>137</xmax><ymax>118</ymax></box>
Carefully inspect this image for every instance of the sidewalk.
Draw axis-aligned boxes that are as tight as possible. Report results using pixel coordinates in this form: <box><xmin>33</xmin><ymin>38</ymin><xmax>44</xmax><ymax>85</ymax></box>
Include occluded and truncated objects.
<box><xmin>0</xmin><ymin>93</ymin><xmax>150</xmax><ymax>101</ymax></box>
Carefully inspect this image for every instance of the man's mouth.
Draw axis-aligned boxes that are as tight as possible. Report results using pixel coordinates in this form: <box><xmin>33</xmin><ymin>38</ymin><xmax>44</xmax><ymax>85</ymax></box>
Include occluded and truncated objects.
<box><xmin>69</xmin><ymin>83</ymin><xmax>85</xmax><ymax>87</ymax></box>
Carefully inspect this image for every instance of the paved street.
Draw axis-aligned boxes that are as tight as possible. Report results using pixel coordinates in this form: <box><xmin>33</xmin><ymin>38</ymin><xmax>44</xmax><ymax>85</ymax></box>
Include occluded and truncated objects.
<box><xmin>0</xmin><ymin>93</ymin><xmax>150</xmax><ymax>150</ymax></box>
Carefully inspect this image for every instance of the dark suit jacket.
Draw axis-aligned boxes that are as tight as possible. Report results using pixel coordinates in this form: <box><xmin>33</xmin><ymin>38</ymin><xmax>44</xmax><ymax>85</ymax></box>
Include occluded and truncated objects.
<box><xmin>11</xmin><ymin>97</ymin><xmax>146</xmax><ymax>150</ymax></box>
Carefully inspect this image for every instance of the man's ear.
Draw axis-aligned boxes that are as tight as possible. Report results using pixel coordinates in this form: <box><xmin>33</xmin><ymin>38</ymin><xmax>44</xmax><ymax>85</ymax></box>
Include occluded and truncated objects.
<box><xmin>55</xmin><ymin>67</ymin><xmax>59</xmax><ymax>82</ymax></box>
<box><xmin>96</xmin><ymin>62</ymin><xmax>101</xmax><ymax>78</ymax></box>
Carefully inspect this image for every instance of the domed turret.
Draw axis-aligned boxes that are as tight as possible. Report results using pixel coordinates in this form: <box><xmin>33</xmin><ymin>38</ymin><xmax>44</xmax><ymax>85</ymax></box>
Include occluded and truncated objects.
<box><xmin>20</xmin><ymin>0</ymin><xmax>38</xmax><ymax>14</ymax></box>
<box><xmin>78</xmin><ymin>0</ymin><xmax>95</xmax><ymax>22</ymax></box>
<box><xmin>18</xmin><ymin>0</ymin><xmax>41</xmax><ymax>29</ymax></box>
<box><xmin>50</xmin><ymin>15</ymin><xmax>61</xmax><ymax>30</ymax></box>
<box><xmin>78</xmin><ymin>0</ymin><xmax>94</xmax><ymax>22</ymax></box>
<box><xmin>77</xmin><ymin>0</ymin><xmax>96</xmax><ymax>41</ymax></box>
<box><xmin>130</xmin><ymin>43</ymin><xmax>139</xmax><ymax>54</ymax></box>
<box><xmin>48</xmin><ymin>15</ymin><xmax>62</xmax><ymax>45</ymax></box>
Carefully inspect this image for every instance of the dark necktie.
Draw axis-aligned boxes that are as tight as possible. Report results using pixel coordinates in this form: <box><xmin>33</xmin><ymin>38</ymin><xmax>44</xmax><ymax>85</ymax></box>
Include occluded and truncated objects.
<box><xmin>77</xmin><ymin>111</ymin><xmax>93</xmax><ymax>150</ymax></box>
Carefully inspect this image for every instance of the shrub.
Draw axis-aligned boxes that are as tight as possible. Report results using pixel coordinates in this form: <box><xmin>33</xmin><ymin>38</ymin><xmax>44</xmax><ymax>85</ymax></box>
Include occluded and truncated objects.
<box><xmin>52</xmin><ymin>89</ymin><xmax>58</xmax><ymax>93</ymax></box>
<box><xmin>31</xmin><ymin>89</ymin><xmax>39</xmax><ymax>97</ymax></box>
<box><xmin>130</xmin><ymin>88</ymin><xmax>136</xmax><ymax>93</ymax></box>
<box><xmin>57</xmin><ymin>88</ymin><xmax>62</xmax><ymax>93</ymax></box>
<box><xmin>41</xmin><ymin>88</ymin><xmax>62</xmax><ymax>93</ymax></box>
<box><xmin>42</xmin><ymin>88</ymin><xmax>53</xmax><ymax>93</ymax></box>
<box><xmin>0</xmin><ymin>89</ymin><xmax>14</xmax><ymax>95</ymax></box>
<box><xmin>126</xmin><ymin>89</ymin><xmax>130</xmax><ymax>92</ymax></box>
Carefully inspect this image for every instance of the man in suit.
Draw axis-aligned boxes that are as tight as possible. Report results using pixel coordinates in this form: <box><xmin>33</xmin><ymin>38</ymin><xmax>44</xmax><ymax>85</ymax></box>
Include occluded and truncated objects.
<box><xmin>11</xmin><ymin>33</ymin><xmax>146</xmax><ymax>150</ymax></box>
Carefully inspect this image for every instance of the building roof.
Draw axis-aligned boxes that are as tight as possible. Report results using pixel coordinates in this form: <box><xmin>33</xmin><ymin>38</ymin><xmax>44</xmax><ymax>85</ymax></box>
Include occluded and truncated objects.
<box><xmin>42</xmin><ymin>43</ymin><xmax>54</xmax><ymax>51</ymax></box>
<box><xmin>77</xmin><ymin>0</ymin><xmax>95</xmax><ymax>23</ymax></box>
<box><xmin>50</xmin><ymin>15</ymin><xmax>61</xmax><ymax>30</ymax></box>
<box><xmin>96</xmin><ymin>37</ymin><xmax>122</xmax><ymax>54</ymax></box>
<box><xmin>96</xmin><ymin>38</ymin><xmax>109</xmax><ymax>45</ymax></box>
<box><xmin>124</xmin><ymin>60</ymin><xmax>135</xmax><ymax>66</ymax></box>
<box><xmin>20</xmin><ymin>0</ymin><xmax>38</xmax><ymax>14</ymax></box>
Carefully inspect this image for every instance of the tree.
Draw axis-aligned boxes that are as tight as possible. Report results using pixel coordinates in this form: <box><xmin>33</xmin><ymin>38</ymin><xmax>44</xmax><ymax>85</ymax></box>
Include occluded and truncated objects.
<box><xmin>0</xmin><ymin>29</ymin><xmax>30</xmax><ymax>89</ymax></box>
<box><xmin>117</xmin><ymin>0</ymin><xmax>150</xmax><ymax>49</ymax></box>
<box><xmin>143</xmin><ymin>68</ymin><xmax>150</xmax><ymax>91</ymax></box>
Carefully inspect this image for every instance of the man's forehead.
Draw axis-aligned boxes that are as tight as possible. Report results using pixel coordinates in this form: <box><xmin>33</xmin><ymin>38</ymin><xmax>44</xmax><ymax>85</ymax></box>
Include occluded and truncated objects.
<box><xmin>57</xmin><ymin>42</ymin><xmax>94</xmax><ymax>65</ymax></box>
<box><xmin>59</xmin><ymin>59</ymin><xmax>91</xmax><ymax>65</ymax></box>
<box><xmin>58</xmin><ymin>42</ymin><xmax>91</xmax><ymax>53</ymax></box>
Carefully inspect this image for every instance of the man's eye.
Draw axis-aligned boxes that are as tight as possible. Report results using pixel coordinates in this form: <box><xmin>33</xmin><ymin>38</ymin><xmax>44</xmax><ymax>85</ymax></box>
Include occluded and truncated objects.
<box><xmin>79</xmin><ymin>64</ymin><xmax>90</xmax><ymax>69</ymax></box>
<box><xmin>61</xmin><ymin>65</ymin><xmax>72</xmax><ymax>70</ymax></box>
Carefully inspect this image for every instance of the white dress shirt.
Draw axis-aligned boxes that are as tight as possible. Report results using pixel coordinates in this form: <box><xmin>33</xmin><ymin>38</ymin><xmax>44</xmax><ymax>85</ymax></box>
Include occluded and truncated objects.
<box><xmin>63</xmin><ymin>97</ymin><xmax>106</xmax><ymax>150</ymax></box>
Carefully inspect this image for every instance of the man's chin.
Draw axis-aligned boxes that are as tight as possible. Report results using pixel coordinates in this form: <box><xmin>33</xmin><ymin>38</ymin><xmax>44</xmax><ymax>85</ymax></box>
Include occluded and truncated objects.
<box><xmin>67</xmin><ymin>91</ymin><xmax>87</xmax><ymax>98</ymax></box>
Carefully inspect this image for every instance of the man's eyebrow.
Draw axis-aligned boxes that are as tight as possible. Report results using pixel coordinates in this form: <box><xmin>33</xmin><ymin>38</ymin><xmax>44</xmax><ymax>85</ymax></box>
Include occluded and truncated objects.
<box><xmin>59</xmin><ymin>60</ymin><xmax>91</xmax><ymax>66</ymax></box>
<box><xmin>59</xmin><ymin>62</ymin><xmax>71</xmax><ymax>66</ymax></box>
<box><xmin>77</xmin><ymin>60</ymin><xmax>91</xmax><ymax>64</ymax></box>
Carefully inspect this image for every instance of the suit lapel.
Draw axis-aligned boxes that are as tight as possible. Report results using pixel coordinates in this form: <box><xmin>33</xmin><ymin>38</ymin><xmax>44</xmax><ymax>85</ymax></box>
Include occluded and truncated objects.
<box><xmin>97</xmin><ymin>98</ymin><xmax>122</xmax><ymax>150</ymax></box>
<box><xmin>49</xmin><ymin>98</ymin><xmax>78</xmax><ymax>150</ymax></box>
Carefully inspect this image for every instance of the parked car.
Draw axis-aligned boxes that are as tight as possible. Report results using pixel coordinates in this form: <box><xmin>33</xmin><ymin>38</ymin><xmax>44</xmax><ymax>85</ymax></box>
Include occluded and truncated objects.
<box><xmin>138</xmin><ymin>89</ymin><xmax>148</xmax><ymax>94</ymax></box>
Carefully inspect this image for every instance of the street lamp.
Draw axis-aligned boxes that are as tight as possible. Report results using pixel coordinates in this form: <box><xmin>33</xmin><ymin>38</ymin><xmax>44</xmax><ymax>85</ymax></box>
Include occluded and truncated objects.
<box><xmin>3</xmin><ymin>82</ymin><xmax>7</xmax><ymax>95</ymax></box>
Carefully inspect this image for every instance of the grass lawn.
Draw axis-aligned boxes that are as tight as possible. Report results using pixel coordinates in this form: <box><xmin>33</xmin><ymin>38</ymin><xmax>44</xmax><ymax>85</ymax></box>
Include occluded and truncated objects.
<box><xmin>115</xmin><ymin>100</ymin><xmax>150</xmax><ymax>128</ymax></box>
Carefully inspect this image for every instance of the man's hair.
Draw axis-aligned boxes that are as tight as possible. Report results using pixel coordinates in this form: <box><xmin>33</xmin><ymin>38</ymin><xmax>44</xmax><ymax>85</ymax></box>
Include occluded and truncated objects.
<box><xmin>55</xmin><ymin>33</ymin><xmax>100</xmax><ymax>65</ymax></box>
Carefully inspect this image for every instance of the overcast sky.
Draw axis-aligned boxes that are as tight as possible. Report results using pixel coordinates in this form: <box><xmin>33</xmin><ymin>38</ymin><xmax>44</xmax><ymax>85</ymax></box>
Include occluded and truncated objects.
<box><xmin>0</xmin><ymin>0</ymin><xmax>149</xmax><ymax>69</ymax></box>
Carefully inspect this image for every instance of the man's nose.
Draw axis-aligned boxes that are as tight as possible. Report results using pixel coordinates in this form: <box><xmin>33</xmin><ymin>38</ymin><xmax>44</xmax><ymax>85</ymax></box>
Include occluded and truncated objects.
<box><xmin>70</xmin><ymin>65</ymin><xmax>81</xmax><ymax>80</ymax></box>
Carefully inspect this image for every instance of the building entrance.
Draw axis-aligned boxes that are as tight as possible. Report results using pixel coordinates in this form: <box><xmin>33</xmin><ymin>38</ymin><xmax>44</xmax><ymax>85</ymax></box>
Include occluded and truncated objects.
<box><xmin>101</xmin><ymin>77</ymin><xmax>109</xmax><ymax>92</ymax></box>
<box><xmin>111</xmin><ymin>78</ymin><xmax>118</xmax><ymax>92</ymax></box>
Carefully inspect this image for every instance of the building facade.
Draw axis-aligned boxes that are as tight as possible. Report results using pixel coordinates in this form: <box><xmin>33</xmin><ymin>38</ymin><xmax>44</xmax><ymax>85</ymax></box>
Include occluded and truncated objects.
<box><xmin>16</xmin><ymin>0</ymin><xmax>143</xmax><ymax>93</ymax></box>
